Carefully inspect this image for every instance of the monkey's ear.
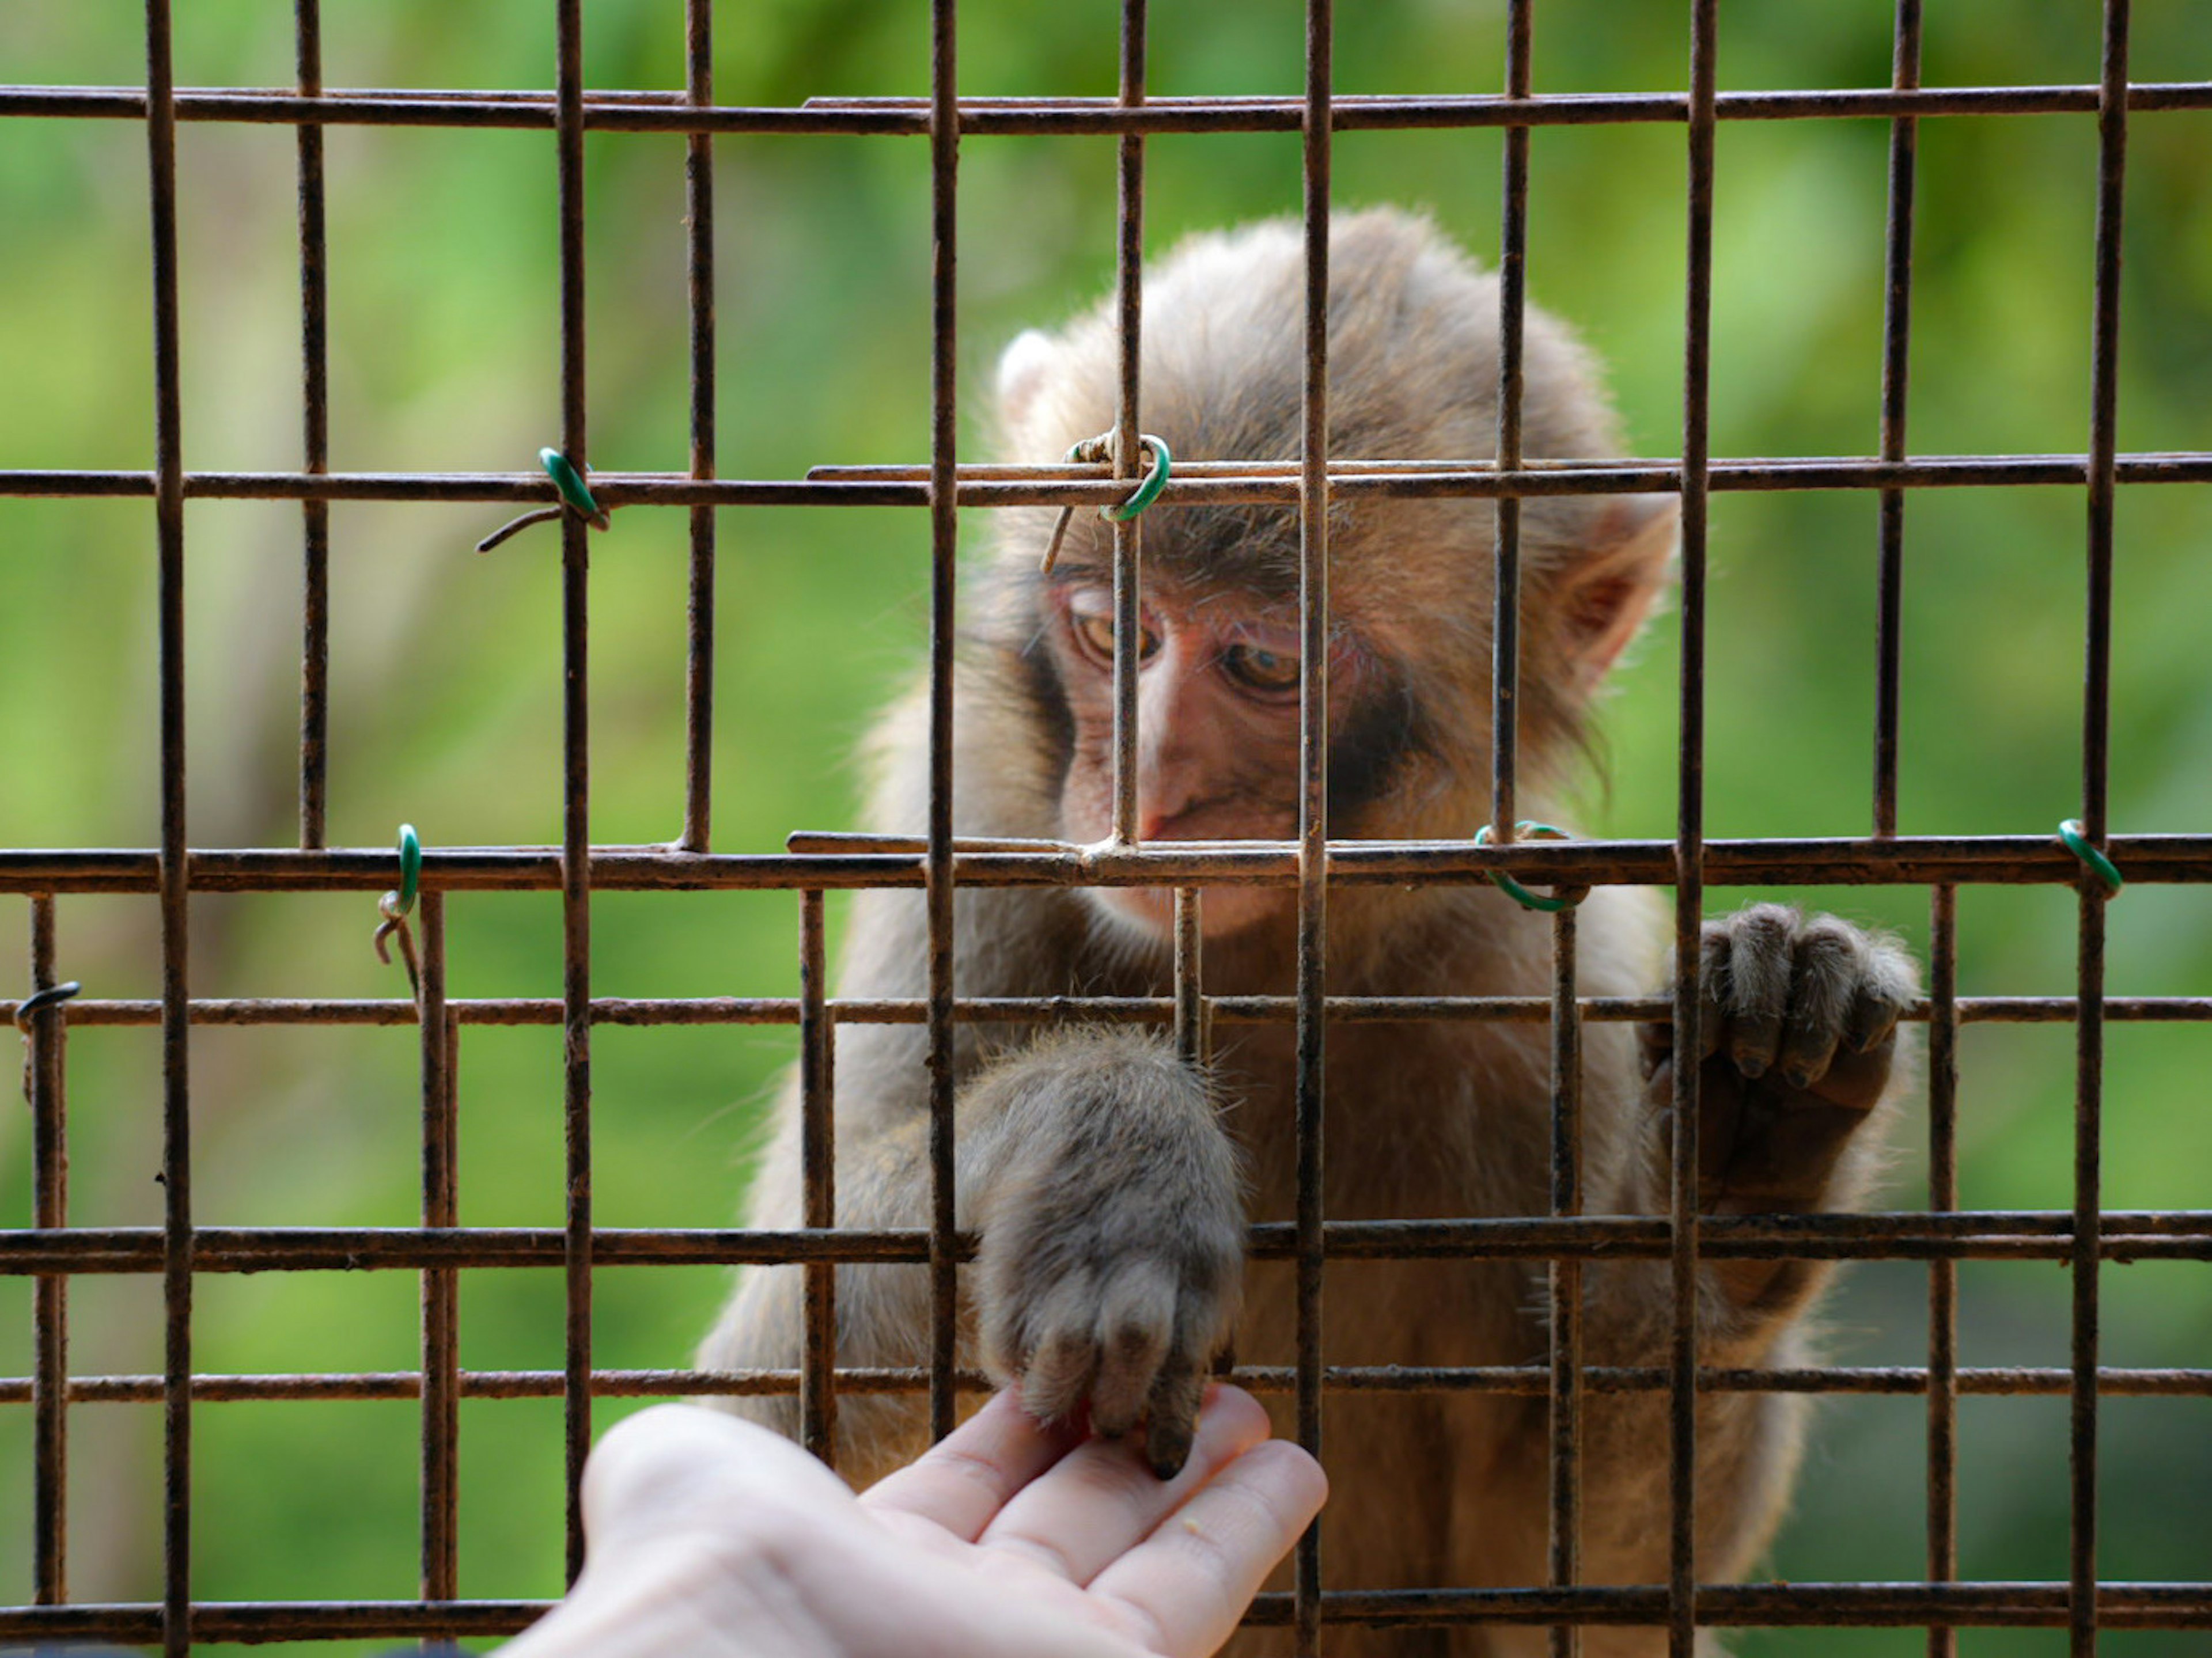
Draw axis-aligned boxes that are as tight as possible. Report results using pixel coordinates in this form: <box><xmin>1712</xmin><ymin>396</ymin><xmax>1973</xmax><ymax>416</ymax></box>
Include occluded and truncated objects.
<box><xmin>1560</xmin><ymin>493</ymin><xmax>1678</xmax><ymax>686</ymax></box>
<box><xmin>996</xmin><ymin>329</ymin><xmax>1060</xmax><ymax>428</ymax></box>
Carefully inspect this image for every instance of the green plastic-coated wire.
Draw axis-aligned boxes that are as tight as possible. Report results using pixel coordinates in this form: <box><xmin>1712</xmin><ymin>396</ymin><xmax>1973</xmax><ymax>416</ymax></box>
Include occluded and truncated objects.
<box><xmin>2057</xmin><ymin>818</ymin><xmax>2123</xmax><ymax>895</ymax></box>
<box><xmin>1103</xmin><ymin>435</ymin><xmax>1171</xmax><ymax>521</ymax></box>
<box><xmin>1475</xmin><ymin>821</ymin><xmax>1581</xmax><ymax>913</ymax></box>
<box><xmin>539</xmin><ymin>447</ymin><xmax>609</xmax><ymax>529</ymax></box>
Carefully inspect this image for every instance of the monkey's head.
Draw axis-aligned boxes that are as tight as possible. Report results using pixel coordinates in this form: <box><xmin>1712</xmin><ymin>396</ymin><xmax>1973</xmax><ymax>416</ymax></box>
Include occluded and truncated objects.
<box><xmin>981</xmin><ymin>208</ymin><xmax>1677</xmax><ymax>943</ymax></box>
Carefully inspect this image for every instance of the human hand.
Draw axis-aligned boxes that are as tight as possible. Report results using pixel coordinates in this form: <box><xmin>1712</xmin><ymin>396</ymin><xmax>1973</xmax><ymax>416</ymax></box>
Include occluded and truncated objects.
<box><xmin>504</xmin><ymin>1386</ymin><xmax>1324</xmax><ymax>1658</ymax></box>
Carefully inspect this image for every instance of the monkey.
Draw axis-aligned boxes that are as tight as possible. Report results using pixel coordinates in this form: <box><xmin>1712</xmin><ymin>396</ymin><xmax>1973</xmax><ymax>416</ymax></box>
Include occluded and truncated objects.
<box><xmin>699</xmin><ymin>207</ymin><xmax>1919</xmax><ymax>1656</ymax></box>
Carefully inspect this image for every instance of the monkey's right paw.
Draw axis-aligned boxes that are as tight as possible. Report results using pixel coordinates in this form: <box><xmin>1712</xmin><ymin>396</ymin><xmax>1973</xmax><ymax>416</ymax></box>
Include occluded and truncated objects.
<box><xmin>969</xmin><ymin>1035</ymin><xmax>1245</xmax><ymax>1479</ymax></box>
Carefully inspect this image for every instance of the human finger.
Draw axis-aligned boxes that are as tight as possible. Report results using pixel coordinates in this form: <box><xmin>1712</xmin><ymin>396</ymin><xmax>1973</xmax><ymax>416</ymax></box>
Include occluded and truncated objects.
<box><xmin>1086</xmin><ymin>1438</ymin><xmax>1327</xmax><ymax>1658</ymax></box>
<box><xmin>861</xmin><ymin>1388</ymin><xmax>1088</xmax><ymax>1543</ymax></box>
<box><xmin>975</xmin><ymin>1384</ymin><xmax>1272</xmax><ymax>1587</ymax></box>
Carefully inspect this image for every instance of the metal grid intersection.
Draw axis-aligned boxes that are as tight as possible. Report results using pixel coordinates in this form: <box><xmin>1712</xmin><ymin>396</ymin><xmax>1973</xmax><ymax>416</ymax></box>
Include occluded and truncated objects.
<box><xmin>2</xmin><ymin>1</ymin><xmax>2210</xmax><ymax>1655</ymax></box>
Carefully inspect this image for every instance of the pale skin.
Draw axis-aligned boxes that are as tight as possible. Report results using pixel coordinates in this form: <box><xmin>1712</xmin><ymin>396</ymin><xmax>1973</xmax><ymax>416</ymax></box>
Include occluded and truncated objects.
<box><xmin>701</xmin><ymin>210</ymin><xmax>1920</xmax><ymax>1654</ymax></box>
<box><xmin>502</xmin><ymin>1387</ymin><xmax>1324</xmax><ymax>1658</ymax></box>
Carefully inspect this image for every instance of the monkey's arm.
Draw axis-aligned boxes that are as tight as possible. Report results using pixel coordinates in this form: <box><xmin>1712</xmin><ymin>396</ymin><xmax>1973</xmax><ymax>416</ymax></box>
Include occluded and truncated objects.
<box><xmin>700</xmin><ymin>1016</ymin><xmax>1244</xmax><ymax>1482</ymax></box>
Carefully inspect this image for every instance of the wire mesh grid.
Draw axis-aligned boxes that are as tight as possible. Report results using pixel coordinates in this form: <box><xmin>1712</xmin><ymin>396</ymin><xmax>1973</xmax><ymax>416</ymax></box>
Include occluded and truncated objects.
<box><xmin>2</xmin><ymin>1</ymin><xmax>2210</xmax><ymax>1653</ymax></box>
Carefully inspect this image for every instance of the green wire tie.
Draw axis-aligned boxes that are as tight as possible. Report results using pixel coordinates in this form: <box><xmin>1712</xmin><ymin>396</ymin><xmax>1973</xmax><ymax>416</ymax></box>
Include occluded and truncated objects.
<box><xmin>1475</xmin><ymin>821</ymin><xmax>1581</xmax><ymax>913</ymax></box>
<box><xmin>373</xmin><ymin>824</ymin><xmax>425</xmax><ymax>997</ymax></box>
<box><xmin>2057</xmin><ymin>818</ymin><xmax>2123</xmax><ymax>896</ymax></box>
<box><xmin>539</xmin><ymin>447</ymin><xmax>610</xmax><ymax>528</ymax></box>
<box><xmin>1040</xmin><ymin>431</ymin><xmax>1172</xmax><ymax>572</ymax></box>
<box><xmin>476</xmin><ymin>449</ymin><xmax>611</xmax><ymax>552</ymax></box>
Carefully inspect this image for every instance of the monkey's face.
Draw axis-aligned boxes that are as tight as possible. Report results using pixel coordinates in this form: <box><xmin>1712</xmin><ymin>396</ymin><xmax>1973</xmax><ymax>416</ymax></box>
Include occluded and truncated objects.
<box><xmin>1043</xmin><ymin>572</ymin><xmax>1375</xmax><ymax>940</ymax></box>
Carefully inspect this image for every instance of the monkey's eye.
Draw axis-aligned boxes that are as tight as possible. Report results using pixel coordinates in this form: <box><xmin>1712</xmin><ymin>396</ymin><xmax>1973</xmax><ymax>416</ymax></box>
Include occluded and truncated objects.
<box><xmin>1221</xmin><ymin>640</ymin><xmax>1302</xmax><ymax>694</ymax></box>
<box><xmin>1066</xmin><ymin>597</ymin><xmax>1160</xmax><ymax>668</ymax></box>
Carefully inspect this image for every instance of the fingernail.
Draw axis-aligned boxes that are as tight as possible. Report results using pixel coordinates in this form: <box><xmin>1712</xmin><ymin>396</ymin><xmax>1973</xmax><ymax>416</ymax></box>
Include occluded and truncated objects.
<box><xmin>1783</xmin><ymin>1064</ymin><xmax>1815</xmax><ymax>1090</ymax></box>
<box><xmin>1733</xmin><ymin>1048</ymin><xmax>1768</xmax><ymax>1079</ymax></box>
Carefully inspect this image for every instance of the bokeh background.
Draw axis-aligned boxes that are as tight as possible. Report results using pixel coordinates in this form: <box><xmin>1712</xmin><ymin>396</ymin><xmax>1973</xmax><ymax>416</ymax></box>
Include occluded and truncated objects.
<box><xmin>1</xmin><ymin>3</ymin><xmax>2208</xmax><ymax>1653</ymax></box>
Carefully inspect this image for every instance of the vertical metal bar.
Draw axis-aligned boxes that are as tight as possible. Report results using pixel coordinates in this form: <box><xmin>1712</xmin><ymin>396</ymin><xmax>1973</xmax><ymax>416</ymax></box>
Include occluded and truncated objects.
<box><xmin>1108</xmin><ymin>0</ymin><xmax>1148</xmax><ymax>848</ymax></box>
<box><xmin>924</xmin><ymin>0</ymin><xmax>962</xmax><ymax>1445</ymax></box>
<box><xmin>798</xmin><ymin>890</ymin><xmax>838</xmax><ymax>1463</ymax></box>
<box><xmin>1925</xmin><ymin>882</ymin><xmax>1959</xmax><ymax>1658</ymax></box>
<box><xmin>1872</xmin><ymin>0</ymin><xmax>1922</xmax><ymax>841</ymax></box>
<box><xmin>553</xmin><ymin>0</ymin><xmax>594</xmax><ymax>1584</ymax></box>
<box><xmin>143</xmin><ymin>0</ymin><xmax>194</xmax><ymax>1648</ymax></box>
<box><xmin>1547</xmin><ymin>896</ymin><xmax>1585</xmax><ymax>1658</ymax></box>
<box><xmin>2071</xmin><ymin>4</ymin><xmax>2129</xmax><ymax>1652</ymax></box>
<box><xmin>679</xmin><ymin>0</ymin><xmax>717</xmax><ymax>853</ymax></box>
<box><xmin>417</xmin><ymin>893</ymin><xmax>458</xmax><ymax>1611</ymax></box>
<box><xmin>1489</xmin><ymin>0</ymin><xmax>1531</xmax><ymax>841</ymax></box>
<box><xmin>294</xmin><ymin>0</ymin><xmax>331</xmax><ymax>849</ymax></box>
<box><xmin>26</xmin><ymin>897</ymin><xmax>69</xmax><ymax>1605</ymax></box>
<box><xmin>1671</xmin><ymin>3</ymin><xmax>1719</xmax><ymax>1653</ymax></box>
<box><xmin>1172</xmin><ymin>888</ymin><xmax>1205</xmax><ymax>1068</ymax></box>
<box><xmin>1294</xmin><ymin>4</ymin><xmax>1332</xmax><ymax>1652</ymax></box>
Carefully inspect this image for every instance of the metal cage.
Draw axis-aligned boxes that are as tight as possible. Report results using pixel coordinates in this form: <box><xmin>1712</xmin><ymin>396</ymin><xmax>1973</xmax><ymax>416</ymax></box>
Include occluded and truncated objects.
<box><xmin>2</xmin><ymin>2</ymin><xmax>2209</xmax><ymax>1654</ymax></box>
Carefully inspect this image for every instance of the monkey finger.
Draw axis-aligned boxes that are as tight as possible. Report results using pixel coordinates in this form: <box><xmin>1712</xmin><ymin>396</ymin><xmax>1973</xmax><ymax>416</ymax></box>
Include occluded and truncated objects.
<box><xmin>1843</xmin><ymin>959</ymin><xmax>1914</xmax><ymax>1054</ymax></box>
<box><xmin>1090</xmin><ymin>1264</ymin><xmax>1177</xmax><ymax>1439</ymax></box>
<box><xmin>1695</xmin><ymin>925</ymin><xmax>1732</xmax><ymax>1062</ymax></box>
<box><xmin>1016</xmin><ymin>1273</ymin><xmax>1105</xmax><ymax>1423</ymax></box>
<box><xmin>1718</xmin><ymin>906</ymin><xmax>1796</xmax><ymax>1079</ymax></box>
<box><xmin>1805</xmin><ymin>1038</ymin><xmax>1894</xmax><ymax>1116</ymax></box>
<box><xmin>1141</xmin><ymin>1349</ymin><xmax>1210</xmax><ymax>1481</ymax></box>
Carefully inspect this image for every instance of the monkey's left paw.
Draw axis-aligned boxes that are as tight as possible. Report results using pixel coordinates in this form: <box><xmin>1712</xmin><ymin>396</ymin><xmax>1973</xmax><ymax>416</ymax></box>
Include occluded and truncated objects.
<box><xmin>1647</xmin><ymin>904</ymin><xmax>1919</xmax><ymax>1212</ymax></box>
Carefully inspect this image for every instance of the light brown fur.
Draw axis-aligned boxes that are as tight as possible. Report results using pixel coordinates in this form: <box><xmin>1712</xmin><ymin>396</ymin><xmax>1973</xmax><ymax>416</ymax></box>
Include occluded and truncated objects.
<box><xmin>701</xmin><ymin>210</ymin><xmax>1917</xmax><ymax>1656</ymax></box>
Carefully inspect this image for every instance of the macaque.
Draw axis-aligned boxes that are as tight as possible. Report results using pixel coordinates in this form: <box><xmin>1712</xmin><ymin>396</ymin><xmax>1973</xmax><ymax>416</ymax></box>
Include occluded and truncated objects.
<box><xmin>700</xmin><ymin>208</ymin><xmax>1918</xmax><ymax>1656</ymax></box>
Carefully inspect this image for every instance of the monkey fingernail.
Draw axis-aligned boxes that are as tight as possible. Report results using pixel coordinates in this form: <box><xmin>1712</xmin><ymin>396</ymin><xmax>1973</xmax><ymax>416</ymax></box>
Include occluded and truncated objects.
<box><xmin>1731</xmin><ymin>1046</ymin><xmax>1770</xmax><ymax>1080</ymax></box>
<box><xmin>1782</xmin><ymin>1064</ymin><xmax>1816</xmax><ymax>1091</ymax></box>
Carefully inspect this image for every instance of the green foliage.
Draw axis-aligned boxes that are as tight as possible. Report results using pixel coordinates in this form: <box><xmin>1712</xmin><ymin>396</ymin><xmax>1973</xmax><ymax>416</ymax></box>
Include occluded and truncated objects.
<box><xmin>0</xmin><ymin>3</ymin><xmax>2206</xmax><ymax>1652</ymax></box>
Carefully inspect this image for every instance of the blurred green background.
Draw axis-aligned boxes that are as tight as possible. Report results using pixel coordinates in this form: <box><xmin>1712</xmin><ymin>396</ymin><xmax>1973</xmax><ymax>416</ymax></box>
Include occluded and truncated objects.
<box><xmin>1</xmin><ymin>3</ymin><xmax>2208</xmax><ymax>1653</ymax></box>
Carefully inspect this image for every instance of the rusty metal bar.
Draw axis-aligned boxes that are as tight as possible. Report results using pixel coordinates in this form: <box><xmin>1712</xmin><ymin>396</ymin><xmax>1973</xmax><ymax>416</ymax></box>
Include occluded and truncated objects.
<box><xmin>1173</xmin><ymin>889</ymin><xmax>1204</xmax><ymax>1067</ymax></box>
<box><xmin>294</xmin><ymin>0</ymin><xmax>330</xmax><ymax>849</ymax></box>
<box><xmin>141</xmin><ymin>1</ymin><xmax>195</xmax><ymax>1649</ymax></box>
<box><xmin>1926</xmin><ymin>882</ymin><xmax>1959</xmax><ymax>1658</ymax></box>
<box><xmin>13</xmin><ymin>450</ymin><xmax>2212</xmax><ymax>508</ymax></box>
<box><xmin>680</xmin><ymin>0</ymin><xmax>717</xmax><ymax>853</ymax></box>
<box><xmin>1669</xmin><ymin>1</ymin><xmax>1720</xmax><ymax>1649</ymax></box>
<box><xmin>13</xmin><ymin>834</ymin><xmax>2212</xmax><ymax>900</ymax></box>
<box><xmin>6</xmin><ymin>989</ymin><xmax>2212</xmax><ymax>1033</ymax></box>
<box><xmin>924</xmin><ymin>0</ymin><xmax>961</xmax><ymax>1445</ymax></box>
<box><xmin>0</xmin><ymin>1580</ymin><xmax>2203</xmax><ymax>1649</ymax></box>
<box><xmin>798</xmin><ymin>891</ymin><xmax>836</xmax><ymax>1462</ymax></box>
<box><xmin>1294</xmin><ymin>4</ymin><xmax>1333</xmax><ymax>1651</ymax></box>
<box><xmin>417</xmin><ymin>895</ymin><xmax>457</xmax><ymax>1610</ymax></box>
<box><xmin>2070</xmin><ymin>5</ymin><xmax>2130</xmax><ymax>1651</ymax></box>
<box><xmin>5</xmin><ymin>1359</ymin><xmax>2208</xmax><ymax>1408</ymax></box>
<box><xmin>10</xmin><ymin>81</ymin><xmax>2212</xmax><ymax>134</ymax></box>
<box><xmin>25</xmin><ymin>898</ymin><xmax>68</xmax><ymax>1604</ymax></box>
<box><xmin>1489</xmin><ymin>0</ymin><xmax>1531</xmax><ymax>844</ymax></box>
<box><xmin>1548</xmin><ymin>892</ymin><xmax>1586</xmax><ymax>1658</ymax></box>
<box><xmin>553</xmin><ymin>0</ymin><xmax>594</xmax><ymax>1584</ymax></box>
<box><xmin>1872</xmin><ymin>0</ymin><xmax>1921</xmax><ymax>840</ymax></box>
<box><xmin>0</xmin><ymin>1207</ymin><xmax>2200</xmax><ymax>1276</ymax></box>
<box><xmin>1108</xmin><ymin>0</ymin><xmax>1147</xmax><ymax>847</ymax></box>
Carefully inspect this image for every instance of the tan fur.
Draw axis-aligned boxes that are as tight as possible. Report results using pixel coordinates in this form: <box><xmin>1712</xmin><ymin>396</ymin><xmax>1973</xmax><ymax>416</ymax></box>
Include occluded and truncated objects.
<box><xmin>700</xmin><ymin>211</ymin><xmax>1916</xmax><ymax>1656</ymax></box>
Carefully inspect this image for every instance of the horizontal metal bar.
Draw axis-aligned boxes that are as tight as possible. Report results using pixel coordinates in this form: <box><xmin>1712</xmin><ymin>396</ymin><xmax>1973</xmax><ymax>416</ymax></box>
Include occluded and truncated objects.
<box><xmin>0</xmin><ymin>1212</ymin><xmax>2199</xmax><ymax>1276</ymax></box>
<box><xmin>3</xmin><ymin>452</ymin><xmax>2209</xmax><ymax>506</ymax></box>
<box><xmin>6</xmin><ymin>992</ymin><xmax>2206</xmax><ymax>1030</ymax></box>
<box><xmin>1</xmin><ymin>1580</ymin><xmax>2205</xmax><ymax>1645</ymax></box>
<box><xmin>7</xmin><ymin>1361</ymin><xmax>2201</xmax><ymax>1406</ymax></box>
<box><xmin>3</xmin><ymin>81</ymin><xmax>2208</xmax><ymax>134</ymax></box>
<box><xmin>4</xmin><ymin>834</ymin><xmax>2209</xmax><ymax>896</ymax></box>
<box><xmin>1241</xmin><ymin>1581</ymin><xmax>2212</xmax><ymax>1631</ymax></box>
